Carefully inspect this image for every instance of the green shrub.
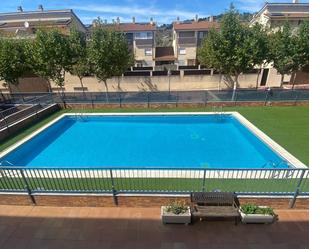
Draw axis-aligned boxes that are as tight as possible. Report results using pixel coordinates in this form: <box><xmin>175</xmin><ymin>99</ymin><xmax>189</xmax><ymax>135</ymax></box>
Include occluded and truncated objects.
<box><xmin>165</xmin><ymin>201</ymin><xmax>188</xmax><ymax>215</ymax></box>
<box><xmin>241</xmin><ymin>204</ymin><xmax>274</xmax><ymax>215</ymax></box>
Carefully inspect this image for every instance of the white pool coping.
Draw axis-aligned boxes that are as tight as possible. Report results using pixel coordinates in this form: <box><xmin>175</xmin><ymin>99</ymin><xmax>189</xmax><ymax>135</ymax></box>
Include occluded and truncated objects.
<box><xmin>0</xmin><ymin>112</ymin><xmax>307</xmax><ymax>169</ymax></box>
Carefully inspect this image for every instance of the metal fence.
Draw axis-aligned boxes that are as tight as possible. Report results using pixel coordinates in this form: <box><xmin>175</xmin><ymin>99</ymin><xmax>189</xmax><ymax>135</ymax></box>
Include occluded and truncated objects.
<box><xmin>3</xmin><ymin>89</ymin><xmax>309</xmax><ymax>107</ymax></box>
<box><xmin>0</xmin><ymin>167</ymin><xmax>308</xmax><ymax>207</ymax></box>
<box><xmin>0</xmin><ymin>94</ymin><xmax>55</xmax><ymax>130</ymax></box>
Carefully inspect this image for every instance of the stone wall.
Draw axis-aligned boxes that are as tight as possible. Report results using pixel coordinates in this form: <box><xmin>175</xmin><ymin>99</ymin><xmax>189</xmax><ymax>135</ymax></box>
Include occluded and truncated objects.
<box><xmin>0</xmin><ymin>68</ymin><xmax>284</xmax><ymax>93</ymax></box>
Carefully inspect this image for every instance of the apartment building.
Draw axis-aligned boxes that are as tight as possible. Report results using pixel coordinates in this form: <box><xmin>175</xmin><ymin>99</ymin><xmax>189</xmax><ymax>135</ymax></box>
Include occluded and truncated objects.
<box><xmin>102</xmin><ymin>18</ymin><xmax>156</xmax><ymax>67</ymax></box>
<box><xmin>0</xmin><ymin>5</ymin><xmax>87</xmax><ymax>37</ymax></box>
<box><xmin>250</xmin><ymin>1</ymin><xmax>309</xmax><ymax>31</ymax></box>
<box><xmin>172</xmin><ymin>17</ymin><xmax>219</xmax><ymax>66</ymax></box>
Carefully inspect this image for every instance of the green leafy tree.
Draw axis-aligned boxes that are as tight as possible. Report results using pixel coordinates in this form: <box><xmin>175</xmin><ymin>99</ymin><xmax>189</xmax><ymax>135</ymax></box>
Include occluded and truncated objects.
<box><xmin>27</xmin><ymin>29</ymin><xmax>72</xmax><ymax>95</ymax></box>
<box><xmin>0</xmin><ymin>38</ymin><xmax>29</xmax><ymax>93</ymax></box>
<box><xmin>88</xmin><ymin>19</ymin><xmax>133</xmax><ymax>100</ymax></box>
<box><xmin>198</xmin><ymin>7</ymin><xmax>263</xmax><ymax>99</ymax></box>
<box><xmin>269</xmin><ymin>23</ymin><xmax>298</xmax><ymax>87</ymax></box>
<box><xmin>292</xmin><ymin>20</ymin><xmax>309</xmax><ymax>88</ymax></box>
<box><xmin>68</xmin><ymin>30</ymin><xmax>91</xmax><ymax>96</ymax></box>
<box><xmin>248</xmin><ymin>24</ymin><xmax>270</xmax><ymax>88</ymax></box>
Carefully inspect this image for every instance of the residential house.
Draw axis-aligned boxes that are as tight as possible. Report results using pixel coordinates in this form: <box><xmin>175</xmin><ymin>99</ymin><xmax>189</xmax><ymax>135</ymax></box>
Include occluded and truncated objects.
<box><xmin>250</xmin><ymin>1</ymin><xmax>309</xmax><ymax>31</ymax></box>
<box><xmin>101</xmin><ymin>17</ymin><xmax>156</xmax><ymax>67</ymax></box>
<box><xmin>172</xmin><ymin>17</ymin><xmax>219</xmax><ymax>66</ymax></box>
<box><xmin>0</xmin><ymin>5</ymin><xmax>87</xmax><ymax>37</ymax></box>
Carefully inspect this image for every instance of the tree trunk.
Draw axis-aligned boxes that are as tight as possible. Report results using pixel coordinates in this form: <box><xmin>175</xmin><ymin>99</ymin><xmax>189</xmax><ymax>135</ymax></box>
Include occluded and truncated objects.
<box><xmin>280</xmin><ymin>74</ymin><xmax>284</xmax><ymax>88</ymax></box>
<box><xmin>104</xmin><ymin>80</ymin><xmax>109</xmax><ymax>103</ymax></box>
<box><xmin>218</xmin><ymin>72</ymin><xmax>222</xmax><ymax>90</ymax></box>
<box><xmin>0</xmin><ymin>89</ymin><xmax>5</xmax><ymax>102</ymax></box>
<box><xmin>291</xmin><ymin>71</ymin><xmax>297</xmax><ymax>90</ymax></box>
<box><xmin>256</xmin><ymin>67</ymin><xmax>262</xmax><ymax>89</ymax></box>
<box><xmin>117</xmin><ymin>76</ymin><xmax>121</xmax><ymax>90</ymax></box>
<box><xmin>79</xmin><ymin>77</ymin><xmax>86</xmax><ymax>99</ymax></box>
<box><xmin>231</xmin><ymin>75</ymin><xmax>238</xmax><ymax>101</ymax></box>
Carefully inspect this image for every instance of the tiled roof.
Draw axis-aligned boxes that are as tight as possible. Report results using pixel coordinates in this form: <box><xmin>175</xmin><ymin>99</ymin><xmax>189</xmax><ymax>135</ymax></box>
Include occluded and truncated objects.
<box><xmin>0</xmin><ymin>9</ymin><xmax>86</xmax><ymax>31</ymax></box>
<box><xmin>173</xmin><ymin>21</ymin><xmax>219</xmax><ymax>31</ymax></box>
<box><xmin>102</xmin><ymin>23</ymin><xmax>156</xmax><ymax>32</ymax></box>
<box><xmin>265</xmin><ymin>3</ymin><xmax>309</xmax><ymax>14</ymax></box>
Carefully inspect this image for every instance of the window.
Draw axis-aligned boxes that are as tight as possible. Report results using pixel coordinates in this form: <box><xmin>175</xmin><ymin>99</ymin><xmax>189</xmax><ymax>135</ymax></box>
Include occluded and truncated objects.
<box><xmin>145</xmin><ymin>48</ymin><xmax>152</xmax><ymax>56</ymax></box>
<box><xmin>179</xmin><ymin>48</ymin><xmax>186</xmax><ymax>55</ymax></box>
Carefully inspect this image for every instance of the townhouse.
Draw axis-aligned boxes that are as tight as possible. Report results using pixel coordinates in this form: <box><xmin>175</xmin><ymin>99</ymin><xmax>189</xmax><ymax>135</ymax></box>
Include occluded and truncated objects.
<box><xmin>172</xmin><ymin>17</ymin><xmax>219</xmax><ymax>66</ymax></box>
<box><xmin>99</xmin><ymin>17</ymin><xmax>156</xmax><ymax>67</ymax></box>
<box><xmin>0</xmin><ymin>5</ymin><xmax>86</xmax><ymax>37</ymax></box>
<box><xmin>250</xmin><ymin>1</ymin><xmax>309</xmax><ymax>31</ymax></box>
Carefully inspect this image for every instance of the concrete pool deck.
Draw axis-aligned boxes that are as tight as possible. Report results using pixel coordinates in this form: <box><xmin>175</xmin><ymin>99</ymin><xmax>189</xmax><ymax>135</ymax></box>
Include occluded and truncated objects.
<box><xmin>0</xmin><ymin>205</ymin><xmax>308</xmax><ymax>249</ymax></box>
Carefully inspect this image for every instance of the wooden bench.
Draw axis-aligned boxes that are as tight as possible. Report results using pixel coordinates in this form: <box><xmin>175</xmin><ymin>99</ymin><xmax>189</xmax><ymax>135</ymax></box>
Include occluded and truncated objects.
<box><xmin>191</xmin><ymin>192</ymin><xmax>240</xmax><ymax>225</ymax></box>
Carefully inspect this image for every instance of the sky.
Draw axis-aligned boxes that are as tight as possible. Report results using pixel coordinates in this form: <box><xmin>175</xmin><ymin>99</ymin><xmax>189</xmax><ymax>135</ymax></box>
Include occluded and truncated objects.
<box><xmin>1</xmin><ymin>0</ymin><xmax>309</xmax><ymax>24</ymax></box>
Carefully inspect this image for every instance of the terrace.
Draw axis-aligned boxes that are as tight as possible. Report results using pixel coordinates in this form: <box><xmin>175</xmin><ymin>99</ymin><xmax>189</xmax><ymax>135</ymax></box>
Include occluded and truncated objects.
<box><xmin>0</xmin><ymin>205</ymin><xmax>308</xmax><ymax>249</ymax></box>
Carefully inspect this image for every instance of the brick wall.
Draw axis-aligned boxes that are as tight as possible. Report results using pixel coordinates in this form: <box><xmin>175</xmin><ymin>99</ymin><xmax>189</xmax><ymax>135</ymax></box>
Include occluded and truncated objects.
<box><xmin>0</xmin><ymin>194</ymin><xmax>308</xmax><ymax>209</ymax></box>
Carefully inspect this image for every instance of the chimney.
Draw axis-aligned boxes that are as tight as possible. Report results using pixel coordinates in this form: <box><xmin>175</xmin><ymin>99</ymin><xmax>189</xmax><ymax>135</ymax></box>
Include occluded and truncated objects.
<box><xmin>116</xmin><ymin>17</ymin><xmax>120</xmax><ymax>24</ymax></box>
<box><xmin>293</xmin><ymin>0</ymin><xmax>299</xmax><ymax>3</ymax></box>
<box><xmin>150</xmin><ymin>17</ymin><xmax>154</xmax><ymax>25</ymax></box>
<box><xmin>38</xmin><ymin>4</ymin><xmax>43</xmax><ymax>11</ymax></box>
<box><xmin>195</xmin><ymin>14</ymin><xmax>198</xmax><ymax>22</ymax></box>
<box><xmin>176</xmin><ymin>16</ymin><xmax>180</xmax><ymax>24</ymax></box>
<box><xmin>209</xmin><ymin>16</ymin><xmax>214</xmax><ymax>22</ymax></box>
<box><xmin>132</xmin><ymin>16</ymin><xmax>136</xmax><ymax>24</ymax></box>
<box><xmin>17</xmin><ymin>6</ymin><xmax>23</xmax><ymax>12</ymax></box>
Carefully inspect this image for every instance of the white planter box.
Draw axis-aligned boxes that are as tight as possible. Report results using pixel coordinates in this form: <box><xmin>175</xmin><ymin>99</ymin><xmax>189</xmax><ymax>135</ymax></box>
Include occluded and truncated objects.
<box><xmin>240</xmin><ymin>208</ymin><xmax>275</xmax><ymax>224</ymax></box>
<box><xmin>161</xmin><ymin>206</ymin><xmax>191</xmax><ymax>224</ymax></box>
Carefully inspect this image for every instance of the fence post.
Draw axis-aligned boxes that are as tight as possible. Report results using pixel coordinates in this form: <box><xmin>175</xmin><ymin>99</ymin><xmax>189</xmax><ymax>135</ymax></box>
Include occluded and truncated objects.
<box><xmin>90</xmin><ymin>92</ymin><xmax>94</xmax><ymax>109</ymax></box>
<box><xmin>294</xmin><ymin>91</ymin><xmax>299</xmax><ymax>106</ymax></box>
<box><xmin>289</xmin><ymin>169</ymin><xmax>305</xmax><ymax>208</ymax></box>
<box><xmin>264</xmin><ymin>91</ymin><xmax>269</xmax><ymax>106</ymax></box>
<box><xmin>147</xmin><ymin>92</ymin><xmax>150</xmax><ymax>108</ymax></box>
<box><xmin>202</xmin><ymin>169</ymin><xmax>207</xmax><ymax>192</ymax></box>
<box><xmin>204</xmin><ymin>91</ymin><xmax>207</xmax><ymax>107</ymax></box>
<box><xmin>119</xmin><ymin>93</ymin><xmax>122</xmax><ymax>108</ymax></box>
<box><xmin>109</xmin><ymin>169</ymin><xmax>118</xmax><ymax>205</ymax></box>
<box><xmin>0</xmin><ymin>112</ymin><xmax>9</xmax><ymax>130</ymax></box>
<box><xmin>20</xmin><ymin>169</ymin><xmax>36</xmax><ymax>205</ymax></box>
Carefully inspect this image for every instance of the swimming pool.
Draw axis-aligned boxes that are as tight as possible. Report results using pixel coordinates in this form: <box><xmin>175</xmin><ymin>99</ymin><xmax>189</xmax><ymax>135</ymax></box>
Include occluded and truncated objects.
<box><xmin>0</xmin><ymin>113</ymin><xmax>304</xmax><ymax>169</ymax></box>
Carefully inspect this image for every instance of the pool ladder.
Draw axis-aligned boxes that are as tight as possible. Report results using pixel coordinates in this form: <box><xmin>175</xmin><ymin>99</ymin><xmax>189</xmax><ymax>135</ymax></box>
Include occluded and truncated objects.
<box><xmin>212</xmin><ymin>106</ymin><xmax>224</xmax><ymax>121</ymax></box>
<box><xmin>75</xmin><ymin>106</ymin><xmax>87</xmax><ymax>121</ymax></box>
<box><xmin>262</xmin><ymin>161</ymin><xmax>292</xmax><ymax>178</ymax></box>
<box><xmin>0</xmin><ymin>160</ymin><xmax>13</xmax><ymax>166</ymax></box>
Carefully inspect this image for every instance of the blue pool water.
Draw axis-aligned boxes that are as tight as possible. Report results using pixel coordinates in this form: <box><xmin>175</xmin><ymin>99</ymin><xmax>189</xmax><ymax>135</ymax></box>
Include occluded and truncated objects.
<box><xmin>1</xmin><ymin>114</ymin><xmax>290</xmax><ymax>169</ymax></box>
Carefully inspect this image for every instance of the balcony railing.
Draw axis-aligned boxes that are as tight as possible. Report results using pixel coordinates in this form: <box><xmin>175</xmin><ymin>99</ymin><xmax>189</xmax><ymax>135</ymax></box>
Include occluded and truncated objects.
<box><xmin>178</xmin><ymin>37</ymin><xmax>197</xmax><ymax>45</ymax></box>
<box><xmin>135</xmin><ymin>39</ymin><xmax>153</xmax><ymax>46</ymax></box>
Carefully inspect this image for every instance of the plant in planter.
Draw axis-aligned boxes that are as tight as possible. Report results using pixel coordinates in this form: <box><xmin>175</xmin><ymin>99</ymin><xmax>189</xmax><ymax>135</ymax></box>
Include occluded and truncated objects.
<box><xmin>161</xmin><ymin>201</ymin><xmax>191</xmax><ymax>224</ymax></box>
<box><xmin>240</xmin><ymin>204</ymin><xmax>276</xmax><ymax>224</ymax></box>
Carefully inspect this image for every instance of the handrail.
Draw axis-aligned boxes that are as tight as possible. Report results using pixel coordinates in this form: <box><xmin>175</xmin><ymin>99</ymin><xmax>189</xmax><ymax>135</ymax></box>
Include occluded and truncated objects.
<box><xmin>0</xmin><ymin>166</ymin><xmax>307</xmax><ymax>171</ymax></box>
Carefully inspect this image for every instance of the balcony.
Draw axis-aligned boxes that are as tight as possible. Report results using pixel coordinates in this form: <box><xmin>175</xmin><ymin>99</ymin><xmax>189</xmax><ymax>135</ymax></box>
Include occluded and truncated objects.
<box><xmin>135</xmin><ymin>39</ymin><xmax>153</xmax><ymax>47</ymax></box>
<box><xmin>178</xmin><ymin>37</ymin><xmax>197</xmax><ymax>45</ymax></box>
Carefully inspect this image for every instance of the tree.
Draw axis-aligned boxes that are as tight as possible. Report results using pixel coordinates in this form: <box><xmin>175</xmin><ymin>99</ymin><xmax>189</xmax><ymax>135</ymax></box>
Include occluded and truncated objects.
<box><xmin>27</xmin><ymin>29</ymin><xmax>72</xmax><ymax>96</ymax></box>
<box><xmin>292</xmin><ymin>20</ymin><xmax>309</xmax><ymax>88</ymax></box>
<box><xmin>68</xmin><ymin>30</ymin><xmax>91</xmax><ymax>97</ymax></box>
<box><xmin>0</xmin><ymin>38</ymin><xmax>29</xmax><ymax>93</ymax></box>
<box><xmin>88</xmin><ymin>20</ymin><xmax>133</xmax><ymax>100</ymax></box>
<box><xmin>198</xmin><ymin>7</ymin><xmax>263</xmax><ymax>99</ymax></box>
<box><xmin>248</xmin><ymin>24</ymin><xmax>270</xmax><ymax>88</ymax></box>
<box><xmin>269</xmin><ymin>23</ymin><xmax>298</xmax><ymax>87</ymax></box>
